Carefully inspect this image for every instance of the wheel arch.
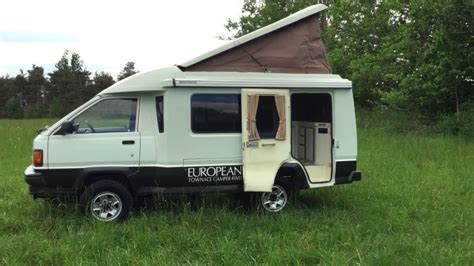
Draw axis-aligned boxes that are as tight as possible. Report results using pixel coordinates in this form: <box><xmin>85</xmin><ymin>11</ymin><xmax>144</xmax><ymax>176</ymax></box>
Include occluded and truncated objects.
<box><xmin>276</xmin><ymin>162</ymin><xmax>309</xmax><ymax>189</ymax></box>
<box><xmin>75</xmin><ymin>167</ymin><xmax>138</xmax><ymax>195</ymax></box>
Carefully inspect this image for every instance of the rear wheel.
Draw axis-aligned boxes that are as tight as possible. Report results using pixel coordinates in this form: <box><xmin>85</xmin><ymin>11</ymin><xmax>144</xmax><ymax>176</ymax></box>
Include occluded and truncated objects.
<box><xmin>260</xmin><ymin>184</ymin><xmax>288</xmax><ymax>213</ymax></box>
<box><xmin>79</xmin><ymin>180</ymin><xmax>133</xmax><ymax>222</ymax></box>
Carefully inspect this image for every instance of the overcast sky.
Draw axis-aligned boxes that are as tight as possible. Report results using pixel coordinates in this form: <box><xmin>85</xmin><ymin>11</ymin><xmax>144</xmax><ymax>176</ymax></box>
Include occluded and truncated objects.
<box><xmin>0</xmin><ymin>0</ymin><xmax>243</xmax><ymax>78</ymax></box>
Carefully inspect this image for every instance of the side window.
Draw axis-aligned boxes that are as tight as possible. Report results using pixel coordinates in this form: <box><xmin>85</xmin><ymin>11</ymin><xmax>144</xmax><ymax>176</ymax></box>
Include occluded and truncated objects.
<box><xmin>256</xmin><ymin>96</ymin><xmax>279</xmax><ymax>138</ymax></box>
<box><xmin>155</xmin><ymin>96</ymin><xmax>164</xmax><ymax>133</ymax></box>
<box><xmin>191</xmin><ymin>94</ymin><xmax>241</xmax><ymax>133</ymax></box>
<box><xmin>72</xmin><ymin>98</ymin><xmax>138</xmax><ymax>134</ymax></box>
<box><xmin>291</xmin><ymin>93</ymin><xmax>332</xmax><ymax>122</ymax></box>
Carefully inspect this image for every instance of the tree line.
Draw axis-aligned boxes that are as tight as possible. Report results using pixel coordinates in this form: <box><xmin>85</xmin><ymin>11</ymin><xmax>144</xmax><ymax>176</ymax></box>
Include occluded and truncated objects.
<box><xmin>0</xmin><ymin>51</ymin><xmax>138</xmax><ymax>118</ymax></box>
<box><xmin>226</xmin><ymin>0</ymin><xmax>473</xmax><ymax>135</ymax></box>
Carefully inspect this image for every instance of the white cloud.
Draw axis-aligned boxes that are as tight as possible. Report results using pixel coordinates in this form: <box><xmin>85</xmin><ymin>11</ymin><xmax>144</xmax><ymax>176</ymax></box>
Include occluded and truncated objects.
<box><xmin>0</xmin><ymin>0</ymin><xmax>243</xmax><ymax>77</ymax></box>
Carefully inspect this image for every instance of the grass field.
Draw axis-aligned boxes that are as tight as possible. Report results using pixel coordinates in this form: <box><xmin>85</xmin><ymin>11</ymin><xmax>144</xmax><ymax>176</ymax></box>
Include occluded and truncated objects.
<box><xmin>0</xmin><ymin>117</ymin><xmax>473</xmax><ymax>264</ymax></box>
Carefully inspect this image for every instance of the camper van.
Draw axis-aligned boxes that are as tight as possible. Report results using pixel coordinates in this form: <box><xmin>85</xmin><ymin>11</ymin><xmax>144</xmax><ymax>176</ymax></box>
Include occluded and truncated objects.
<box><xmin>24</xmin><ymin>4</ymin><xmax>361</xmax><ymax>222</ymax></box>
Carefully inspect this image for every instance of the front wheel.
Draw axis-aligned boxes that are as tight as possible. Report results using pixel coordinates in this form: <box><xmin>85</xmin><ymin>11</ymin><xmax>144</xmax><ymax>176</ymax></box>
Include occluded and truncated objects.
<box><xmin>260</xmin><ymin>184</ymin><xmax>288</xmax><ymax>213</ymax></box>
<box><xmin>79</xmin><ymin>180</ymin><xmax>133</xmax><ymax>222</ymax></box>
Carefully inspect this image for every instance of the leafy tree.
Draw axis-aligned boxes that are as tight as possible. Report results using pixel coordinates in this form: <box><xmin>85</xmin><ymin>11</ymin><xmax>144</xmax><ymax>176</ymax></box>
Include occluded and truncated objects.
<box><xmin>93</xmin><ymin>71</ymin><xmax>115</xmax><ymax>89</ymax></box>
<box><xmin>13</xmin><ymin>72</ymin><xmax>28</xmax><ymax>110</ymax></box>
<box><xmin>325</xmin><ymin>1</ymin><xmax>473</xmax><ymax>116</ymax></box>
<box><xmin>89</xmin><ymin>71</ymin><xmax>115</xmax><ymax>97</ymax></box>
<box><xmin>395</xmin><ymin>1</ymin><xmax>473</xmax><ymax>118</ymax></box>
<box><xmin>117</xmin><ymin>61</ymin><xmax>138</xmax><ymax>81</ymax></box>
<box><xmin>26</xmin><ymin>65</ymin><xmax>48</xmax><ymax>114</ymax></box>
<box><xmin>48</xmin><ymin>97</ymin><xmax>64</xmax><ymax>118</ymax></box>
<box><xmin>5</xmin><ymin>96</ymin><xmax>22</xmax><ymax>118</ymax></box>
<box><xmin>0</xmin><ymin>75</ymin><xmax>14</xmax><ymax>117</ymax></box>
<box><xmin>324</xmin><ymin>1</ymin><xmax>409</xmax><ymax>106</ymax></box>
<box><xmin>24</xmin><ymin>104</ymin><xmax>43</xmax><ymax>119</ymax></box>
<box><xmin>48</xmin><ymin>50</ymin><xmax>91</xmax><ymax>115</ymax></box>
<box><xmin>224</xmin><ymin>0</ymin><xmax>328</xmax><ymax>39</ymax></box>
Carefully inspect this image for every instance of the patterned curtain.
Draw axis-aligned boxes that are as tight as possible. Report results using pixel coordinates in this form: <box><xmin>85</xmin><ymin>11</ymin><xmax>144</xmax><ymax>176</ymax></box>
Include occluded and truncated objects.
<box><xmin>247</xmin><ymin>95</ymin><xmax>260</xmax><ymax>141</ymax></box>
<box><xmin>274</xmin><ymin>95</ymin><xmax>286</xmax><ymax>140</ymax></box>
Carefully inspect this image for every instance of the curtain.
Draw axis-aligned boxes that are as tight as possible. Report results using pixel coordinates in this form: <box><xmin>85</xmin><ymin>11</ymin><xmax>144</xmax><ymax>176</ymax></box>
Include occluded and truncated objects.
<box><xmin>247</xmin><ymin>95</ymin><xmax>260</xmax><ymax>141</ymax></box>
<box><xmin>274</xmin><ymin>95</ymin><xmax>286</xmax><ymax>140</ymax></box>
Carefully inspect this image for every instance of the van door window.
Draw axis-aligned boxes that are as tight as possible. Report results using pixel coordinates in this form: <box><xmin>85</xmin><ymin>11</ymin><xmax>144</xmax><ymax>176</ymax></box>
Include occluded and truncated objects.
<box><xmin>72</xmin><ymin>98</ymin><xmax>138</xmax><ymax>134</ymax></box>
<box><xmin>155</xmin><ymin>96</ymin><xmax>164</xmax><ymax>133</ymax></box>
<box><xmin>256</xmin><ymin>96</ymin><xmax>279</xmax><ymax>138</ymax></box>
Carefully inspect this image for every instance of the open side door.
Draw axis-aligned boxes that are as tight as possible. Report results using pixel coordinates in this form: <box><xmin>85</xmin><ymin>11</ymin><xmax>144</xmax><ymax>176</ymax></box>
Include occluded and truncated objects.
<box><xmin>241</xmin><ymin>89</ymin><xmax>291</xmax><ymax>192</ymax></box>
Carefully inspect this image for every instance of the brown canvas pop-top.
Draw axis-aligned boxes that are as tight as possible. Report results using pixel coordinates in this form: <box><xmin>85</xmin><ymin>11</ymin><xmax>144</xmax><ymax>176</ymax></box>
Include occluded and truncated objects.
<box><xmin>179</xmin><ymin>5</ymin><xmax>331</xmax><ymax>74</ymax></box>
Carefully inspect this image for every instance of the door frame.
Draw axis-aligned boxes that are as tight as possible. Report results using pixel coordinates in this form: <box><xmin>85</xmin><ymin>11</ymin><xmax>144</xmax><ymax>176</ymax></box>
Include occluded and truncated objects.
<box><xmin>289</xmin><ymin>91</ymin><xmax>335</xmax><ymax>184</ymax></box>
<box><xmin>241</xmin><ymin>88</ymin><xmax>291</xmax><ymax>192</ymax></box>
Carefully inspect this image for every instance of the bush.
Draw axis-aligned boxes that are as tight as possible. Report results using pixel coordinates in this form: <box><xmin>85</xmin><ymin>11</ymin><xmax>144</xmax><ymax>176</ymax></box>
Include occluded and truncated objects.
<box><xmin>356</xmin><ymin>107</ymin><xmax>433</xmax><ymax>134</ymax></box>
<box><xmin>24</xmin><ymin>104</ymin><xmax>44</xmax><ymax>119</ymax></box>
<box><xmin>48</xmin><ymin>97</ymin><xmax>64</xmax><ymax>118</ymax></box>
<box><xmin>4</xmin><ymin>97</ymin><xmax>23</xmax><ymax>118</ymax></box>
<box><xmin>436</xmin><ymin>103</ymin><xmax>474</xmax><ymax>140</ymax></box>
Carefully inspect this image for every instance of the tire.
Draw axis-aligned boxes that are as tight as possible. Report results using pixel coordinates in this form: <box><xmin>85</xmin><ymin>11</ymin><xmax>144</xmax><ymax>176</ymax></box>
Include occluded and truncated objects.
<box><xmin>259</xmin><ymin>184</ymin><xmax>290</xmax><ymax>213</ymax></box>
<box><xmin>79</xmin><ymin>180</ymin><xmax>133</xmax><ymax>222</ymax></box>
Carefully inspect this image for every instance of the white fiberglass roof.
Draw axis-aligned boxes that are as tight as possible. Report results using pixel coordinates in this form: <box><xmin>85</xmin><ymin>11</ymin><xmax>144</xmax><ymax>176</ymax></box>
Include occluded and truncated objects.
<box><xmin>99</xmin><ymin>66</ymin><xmax>351</xmax><ymax>95</ymax></box>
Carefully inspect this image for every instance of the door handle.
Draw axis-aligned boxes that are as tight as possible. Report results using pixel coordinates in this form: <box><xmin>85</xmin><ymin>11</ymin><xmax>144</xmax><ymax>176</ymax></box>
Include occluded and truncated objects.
<box><xmin>122</xmin><ymin>140</ymin><xmax>135</xmax><ymax>145</ymax></box>
<box><xmin>261</xmin><ymin>143</ymin><xmax>276</xmax><ymax>147</ymax></box>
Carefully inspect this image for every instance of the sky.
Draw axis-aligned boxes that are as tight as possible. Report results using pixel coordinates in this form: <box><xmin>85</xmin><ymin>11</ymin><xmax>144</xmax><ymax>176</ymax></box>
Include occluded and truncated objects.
<box><xmin>0</xmin><ymin>0</ymin><xmax>244</xmax><ymax>78</ymax></box>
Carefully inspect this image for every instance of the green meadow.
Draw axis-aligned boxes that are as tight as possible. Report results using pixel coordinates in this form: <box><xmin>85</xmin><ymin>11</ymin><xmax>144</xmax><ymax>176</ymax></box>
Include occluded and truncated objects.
<box><xmin>0</xmin><ymin>116</ymin><xmax>472</xmax><ymax>264</ymax></box>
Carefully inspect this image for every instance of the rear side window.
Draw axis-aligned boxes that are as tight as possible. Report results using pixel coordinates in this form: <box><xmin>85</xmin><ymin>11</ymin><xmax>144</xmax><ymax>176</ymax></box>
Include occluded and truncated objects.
<box><xmin>155</xmin><ymin>96</ymin><xmax>164</xmax><ymax>133</ymax></box>
<box><xmin>291</xmin><ymin>93</ymin><xmax>332</xmax><ymax>122</ymax></box>
<box><xmin>191</xmin><ymin>94</ymin><xmax>241</xmax><ymax>133</ymax></box>
<box><xmin>72</xmin><ymin>98</ymin><xmax>138</xmax><ymax>134</ymax></box>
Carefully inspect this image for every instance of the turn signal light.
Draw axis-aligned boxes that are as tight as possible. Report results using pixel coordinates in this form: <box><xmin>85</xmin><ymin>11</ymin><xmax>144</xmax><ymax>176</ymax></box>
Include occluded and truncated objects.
<box><xmin>33</xmin><ymin>149</ymin><xmax>43</xmax><ymax>167</ymax></box>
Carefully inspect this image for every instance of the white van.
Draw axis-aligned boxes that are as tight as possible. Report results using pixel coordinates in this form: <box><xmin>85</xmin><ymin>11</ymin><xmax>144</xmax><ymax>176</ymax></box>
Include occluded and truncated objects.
<box><xmin>24</xmin><ymin>4</ymin><xmax>361</xmax><ymax>222</ymax></box>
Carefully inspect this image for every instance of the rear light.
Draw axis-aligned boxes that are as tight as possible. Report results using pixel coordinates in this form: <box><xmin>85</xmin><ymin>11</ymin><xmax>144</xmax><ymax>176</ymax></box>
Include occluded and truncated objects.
<box><xmin>33</xmin><ymin>149</ymin><xmax>43</xmax><ymax>166</ymax></box>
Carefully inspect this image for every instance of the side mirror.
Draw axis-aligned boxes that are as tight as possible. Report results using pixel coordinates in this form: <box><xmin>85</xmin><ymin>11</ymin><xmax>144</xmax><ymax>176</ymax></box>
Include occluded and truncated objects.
<box><xmin>59</xmin><ymin>121</ymin><xmax>75</xmax><ymax>135</ymax></box>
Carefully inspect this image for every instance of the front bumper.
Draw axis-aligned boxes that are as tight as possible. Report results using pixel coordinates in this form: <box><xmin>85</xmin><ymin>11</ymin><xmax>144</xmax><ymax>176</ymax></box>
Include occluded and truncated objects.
<box><xmin>24</xmin><ymin>165</ymin><xmax>46</xmax><ymax>186</ymax></box>
<box><xmin>24</xmin><ymin>165</ymin><xmax>76</xmax><ymax>199</ymax></box>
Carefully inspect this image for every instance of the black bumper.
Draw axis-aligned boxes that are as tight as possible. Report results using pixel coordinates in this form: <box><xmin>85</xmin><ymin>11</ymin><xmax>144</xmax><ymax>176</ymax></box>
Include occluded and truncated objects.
<box><xmin>24</xmin><ymin>165</ymin><xmax>76</xmax><ymax>199</ymax></box>
<box><xmin>335</xmin><ymin>170</ymin><xmax>362</xmax><ymax>185</ymax></box>
<box><xmin>334</xmin><ymin>160</ymin><xmax>362</xmax><ymax>185</ymax></box>
<box><xmin>24</xmin><ymin>165</ymin><xmax>46</xmax><ymax>186</ymax></box>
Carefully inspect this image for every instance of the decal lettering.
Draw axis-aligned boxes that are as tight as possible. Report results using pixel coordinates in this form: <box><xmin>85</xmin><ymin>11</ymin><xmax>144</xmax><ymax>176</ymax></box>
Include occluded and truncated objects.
<box><xmin>186</xmin><ymin>166</ymin><xmax>242</xmax><ymax>184</ymax></box>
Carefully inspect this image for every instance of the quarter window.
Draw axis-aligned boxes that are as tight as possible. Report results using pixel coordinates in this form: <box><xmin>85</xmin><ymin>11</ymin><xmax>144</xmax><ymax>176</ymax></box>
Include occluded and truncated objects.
<box><xmin>72</xmin><ymin>98</ymin><xmax>138</xmax><ymax>134</ymax></box>
<box><xmin>156</xmin><ymin>96</ymin><xmax>164</xmax><ymax>133</ymax></box>
<box><xmin>191</xmin><ymin>94</ymin><xmax>241</xmax><ymax>133</ymax></box>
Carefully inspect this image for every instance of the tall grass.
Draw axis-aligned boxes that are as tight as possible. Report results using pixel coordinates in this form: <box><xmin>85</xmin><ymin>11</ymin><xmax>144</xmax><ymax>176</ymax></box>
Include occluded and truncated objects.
<box><xmin>0</xmin><ymin>118</ymin><xmax>472</xmax><ymax>264</ymax></box>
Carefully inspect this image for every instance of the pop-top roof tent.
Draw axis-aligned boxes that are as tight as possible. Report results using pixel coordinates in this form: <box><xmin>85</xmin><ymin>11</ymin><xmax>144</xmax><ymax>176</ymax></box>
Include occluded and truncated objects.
<box><xmin>178</xmin><ymin>4</ymin><xmax>331</xmax><ymax>74</ymax></box>
<box><xmin>100</xmin><ymin>4</ymin><xmax>352</xmax><ymax>95</ymax></box>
